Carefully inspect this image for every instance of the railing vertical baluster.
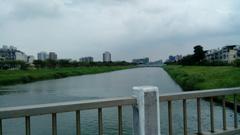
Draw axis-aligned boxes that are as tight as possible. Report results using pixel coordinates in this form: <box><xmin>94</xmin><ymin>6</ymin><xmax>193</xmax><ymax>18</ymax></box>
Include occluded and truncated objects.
<box><xmin>234</xmin><ymin>94</ymin><xmax>238</xmax><ymax>129</ymax></box>
<box><xmin>25</xmin><ymin>116</ymin><xmax>31</xmax><ymax>135</ymax></box>
<box><xmin>168</xmin><ymin>101</ymin><xmax>173</xmax><ymax>135</ymax></box>
<box><xmin>118</xmin><ymin>106</ymin><xmax>123</xmax><ymax>135</ymax></box>
<box><xmin>210</xmin><ymin>97</ymin><xmax>215</xmax><ymax>133</ymax></box>
<box><xmin>0</xmin><ymin>119</ymin><xmax>2</xmax><ymax>135</ymax></box>
<box><xmin>76</xmin><ymin>110</ymin><xmax>81</xmax><ymax>135</ymax></box>
<box><xmin>183</xmin><ymin>99</ymin><xmax>187</xmax><ymax>135</ymax></box>
<box><xmin>52</xmin><ymin>113</ymin><xmax>57</xmax><ymax>135</ymax></box>
<box><xmin>197</xmin><ymin>98</ymin><xmax>202</xmax><ymax>135</ymax></box>
<box><xmin>98</xmin><ymin>108</ymin><xmax>103</xmax><ymax>135</ymax></box>
<box><xmin>222</xmin><ymin>96</ymin><xmax>227</xmax><ymax>130</ymax></box>
<box><xmin>132</xmin><ymin>86</ymin><xmax>160</xmax><ymax>135</ymax></box>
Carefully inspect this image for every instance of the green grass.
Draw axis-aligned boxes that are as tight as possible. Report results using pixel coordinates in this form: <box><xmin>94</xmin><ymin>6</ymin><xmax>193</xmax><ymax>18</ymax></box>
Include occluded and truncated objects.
<box><xmin>0</xmin><ymin>66</ymin><xmax>133</xmax><ymax>87</ymax></box>
<box><xmin>164</xmin><ymin>65</ymin><xmax>240</xmax><ymax>101</ymax></box>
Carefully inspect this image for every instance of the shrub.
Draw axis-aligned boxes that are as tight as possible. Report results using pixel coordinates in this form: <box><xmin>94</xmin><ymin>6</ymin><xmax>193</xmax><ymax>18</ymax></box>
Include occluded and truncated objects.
<box><xmin>21</xmin><ymin>75</ymin><xmax>34</xmax><ymax>83</ymax></box>
<box><xmin>233</xmin><ymin>59</ymin><xmax>240</xmax><ymax>67</ymax></box>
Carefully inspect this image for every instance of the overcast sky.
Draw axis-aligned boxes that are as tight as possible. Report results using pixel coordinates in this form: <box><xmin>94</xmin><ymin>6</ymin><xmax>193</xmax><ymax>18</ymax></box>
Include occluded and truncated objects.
<box><xmin>0</xmin><ymin>0</ymin><xmax>240</xmax><ymax>61</ymax></box>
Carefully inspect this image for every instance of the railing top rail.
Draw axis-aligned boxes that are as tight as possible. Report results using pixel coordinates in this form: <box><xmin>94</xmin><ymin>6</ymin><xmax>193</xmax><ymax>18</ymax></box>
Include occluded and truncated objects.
<box><xmin>159</xmin><ymin>87</ymin><xmax>240</xmax><ymax>101</ymax></box>
<box><xmin>1</xmin><ymin>87</ymin><xmax>240</xmax><ymax>119</ymax></box>
<box><xmin>0</xmin><ymin>96</ymin><xmax>136</xmax><ymax>119</ymax></box>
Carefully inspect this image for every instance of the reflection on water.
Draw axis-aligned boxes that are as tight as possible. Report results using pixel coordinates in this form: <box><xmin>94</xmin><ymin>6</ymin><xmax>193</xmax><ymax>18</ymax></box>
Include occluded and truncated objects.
<box><xmin>0</xmin><ymin>68</ymin><xmax>239</xmax><ymax>135</ymax></box>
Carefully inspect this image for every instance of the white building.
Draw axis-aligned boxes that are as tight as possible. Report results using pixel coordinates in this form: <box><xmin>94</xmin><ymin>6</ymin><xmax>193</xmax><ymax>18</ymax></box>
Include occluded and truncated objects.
<box><xmin>37</xmin><ymin>52</ymin><xmax>48</xmax><ymax>61</ymax></box>
<box><xmin>0</xmin><ymin>45</ymin><xmax>34</xmax><ymax>63</ymax></box>
<box><xmin>27</xmin><ymin>56</ymin><xmax>35</xmax><ymax>64</ymax></box>
<box><xmin>2</xmin><ymin>45</ymin><xmax>8</xmax><ymax>50</ymax></box>
<box><xmin>15</xmin><ymin>52</ymin><xmax>28</xmax><ymax>62</ymax></box>
<box><xmin>103</xmin><ymin>51</ymin><xmax>111</xmax><ymax>62</ymax></box>
<box><xmin>9</xmin><ymin>46</ymin><xmax>17</xmax><ymax>50</ymax></box>
<box><xmin>205</xmin><ymin>45</ymin><xmax>240</xmax><ymax>63</ymax></box>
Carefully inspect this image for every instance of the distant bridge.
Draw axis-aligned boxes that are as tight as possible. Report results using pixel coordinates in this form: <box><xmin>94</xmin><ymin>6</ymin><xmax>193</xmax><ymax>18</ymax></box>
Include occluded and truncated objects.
<box><xmin>136</xmin><ymin>64</ymin><xmax>163</xmax><ymax>67</ymax></box>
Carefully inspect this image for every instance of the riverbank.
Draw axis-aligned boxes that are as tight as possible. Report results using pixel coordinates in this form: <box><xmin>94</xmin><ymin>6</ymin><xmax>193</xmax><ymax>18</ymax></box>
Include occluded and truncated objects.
<box><xmin>0</xmin><ymin>66</ymin><xmax>134</xmax><ymax>87</ymax></box>
<box><xmin>164</xmin><ymin>65</ymin><xmax>240</xmax><ymax>102</ymax></box>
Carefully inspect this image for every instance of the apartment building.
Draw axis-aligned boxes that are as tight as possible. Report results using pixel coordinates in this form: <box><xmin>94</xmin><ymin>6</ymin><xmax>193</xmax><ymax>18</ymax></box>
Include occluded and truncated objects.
<box><xmin>0</xmin><ymin>45</ymin><xmax>30</xmax><ymax>62</ymax></box>
<box><xmin>79</xmin><ymin>57</ymin><xmax>94</xmax><ymax>63</ymax></box>
<box><xmin>205</xmin><ymin>45</ymin><xmax>240</xmax><ymax>63</ymax></box>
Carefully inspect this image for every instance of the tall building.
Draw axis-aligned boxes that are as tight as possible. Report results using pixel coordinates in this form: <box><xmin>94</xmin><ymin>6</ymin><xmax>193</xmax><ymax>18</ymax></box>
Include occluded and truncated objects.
<box><xmin>79</xmin><ymin>57</ymin><xmax>94</xmax><ymax>63</ymax></box>
<box><xmin>37</xmin><ymin>52</ymin><xmax>48</xmax><ymax>61</ymax></box>
<box><xmin>49</xmin><ymin>52</ymin><xmax>58</xmax><ymax>61</ymax></box>
<box><xmin>103</xmin><ymin>51</ymin><xmax>111</xmax><ymax>62</ymax></box>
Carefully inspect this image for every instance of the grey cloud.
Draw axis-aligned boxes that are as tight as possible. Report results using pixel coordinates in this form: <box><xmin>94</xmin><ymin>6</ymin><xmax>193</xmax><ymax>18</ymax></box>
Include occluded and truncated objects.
<box><xmin>0</xmin><ymin>0</ymin><xmax>63</xmax><ymax>21</ymax></box>
<box><xmin>0</xmin><ymin>0</ymin><xmax>240</xmax><ymax>61</ymax></box>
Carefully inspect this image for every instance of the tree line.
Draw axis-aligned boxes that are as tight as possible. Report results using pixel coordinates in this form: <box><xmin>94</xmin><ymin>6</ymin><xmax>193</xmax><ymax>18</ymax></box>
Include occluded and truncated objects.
<box><xmin>33</xmin><ymin>60</ymin><xmax>134</xmax><ymax>68</ymax></box>
<box><xmin>0</xmin><ymin>59</ymin><xmax>134</xmax><ymax>70</ymax></box>
<box><xmin>0</xmin><ymin>61</ymin><xmax>28</xmax><ymax>70</ymax></box>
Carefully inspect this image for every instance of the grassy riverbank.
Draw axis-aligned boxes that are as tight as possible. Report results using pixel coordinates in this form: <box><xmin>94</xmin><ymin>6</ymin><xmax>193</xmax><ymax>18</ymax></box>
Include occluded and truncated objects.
<box><xmin>164</xmin><ymin>65</ymin><xmax>240</xmax><ymax>101</ymax></box>
<box><xmin>0</xmin><ymin>66</ymin><xmax>133</xmax><ymax>87</ymax></box>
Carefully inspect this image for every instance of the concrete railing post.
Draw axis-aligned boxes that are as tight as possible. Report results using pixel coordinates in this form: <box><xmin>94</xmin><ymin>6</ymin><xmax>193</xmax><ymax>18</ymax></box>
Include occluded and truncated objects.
<box><xmin>132</xmin><ymin>86</ymin><xmax>161</xmax><ymax>135</ymax></box>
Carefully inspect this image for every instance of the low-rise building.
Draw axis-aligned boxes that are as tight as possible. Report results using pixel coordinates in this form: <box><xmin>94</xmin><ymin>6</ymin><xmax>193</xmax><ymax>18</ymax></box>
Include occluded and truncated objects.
<box><xmin>175</xmin><ymin>55</ymin><xmax>183</xmax><ymax>62</ymax></box>
<box><xmin>79</xmin><ymin>57</ymin><xmax>94</xmax><ymax>63</ymax></box>
<box><xmin>0</xmin><ymin>45</ymin><xmax>30</xmax><ymax>62</ymax></box>
<box><xmin>167</xmin><ymin>55</ymin><xmax>183</xmax><ymax>63</ymax></box>
<box><xmin>168</xmin><ymin>55</ymin><xmax>176</xmax><ymax>62</ymax></box>
<box><xmin>205</xmin><ymin>45</ymin><xmax>240</xmax><ymax>63</ymax></box>
<box><xmin>27</xmin><ymin>56</ymin><xmax>35</xmax><ymax>64</ymax></box>
<box><xmin>132</xmin><ymin>57</ymin><xmax>149</xmax><ymax>64</ymax></box>
<box><xmin>15</xmin><ymin>51</ymin><xmax>28</xmax><ymax>62</ymax></box>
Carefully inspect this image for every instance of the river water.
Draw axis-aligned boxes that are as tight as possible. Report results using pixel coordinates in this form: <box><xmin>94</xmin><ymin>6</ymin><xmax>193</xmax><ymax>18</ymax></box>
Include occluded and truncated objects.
<box><xmin>0</xmin><ymin>68</ymin><xmax>239</xmax><ymax>135</ymax></box>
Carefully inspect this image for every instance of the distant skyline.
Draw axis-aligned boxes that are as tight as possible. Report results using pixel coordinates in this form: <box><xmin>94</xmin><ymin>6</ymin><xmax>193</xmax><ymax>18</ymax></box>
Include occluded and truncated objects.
<box><xmin>0</xmin><ymin>0</ymin><xmax>240</xmax><ymax>61</ymax></box>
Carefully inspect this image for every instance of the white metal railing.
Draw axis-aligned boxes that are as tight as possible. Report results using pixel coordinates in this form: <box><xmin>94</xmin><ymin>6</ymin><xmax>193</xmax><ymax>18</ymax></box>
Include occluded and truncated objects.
<box><xmin>159</xmin><ymin>87</ymin><xmax>240</xmax><ymax>135</ymax></box>
<box><xmin>0</xmin><ymin>97</ymin><xmax>136</xmax><ymax>135</ymax></box>
<box><xmin>0</xmin><ymin>86</ymin><xmax>240</xmax><ymax>135</ymax></box>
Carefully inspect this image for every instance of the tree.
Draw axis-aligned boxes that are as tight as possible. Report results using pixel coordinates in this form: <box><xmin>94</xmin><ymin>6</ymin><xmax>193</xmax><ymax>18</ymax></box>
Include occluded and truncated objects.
<box><xmin>193</xmin><ymin>45</ymin><xmax>205</xmax><ymax>63</ymax></box>
<box><xmin>33</xmin><ymin>60</ymin><xmax>47</xmax><ymax>68</ymax></box>
<box><xmin>179</xmin><ymin>55</ymin><xmax>195</xmax><ymax>65</ymax></box>
<box><xmin>46</xmin><ymin>59</ymin><xmax>57</xmax><ymax>68</ymax></box>
<box><xmin>0</xmin><ymin>60</ymin><xmax>29</xmax><ymax>70</ymax></box>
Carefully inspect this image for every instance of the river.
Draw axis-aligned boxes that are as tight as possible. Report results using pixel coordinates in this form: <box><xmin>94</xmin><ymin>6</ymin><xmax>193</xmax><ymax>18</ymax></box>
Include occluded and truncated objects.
<box><xmin>0</xmin><ymin>68</ymin><xmax>239</xmax><ymax>135</ymax></box>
